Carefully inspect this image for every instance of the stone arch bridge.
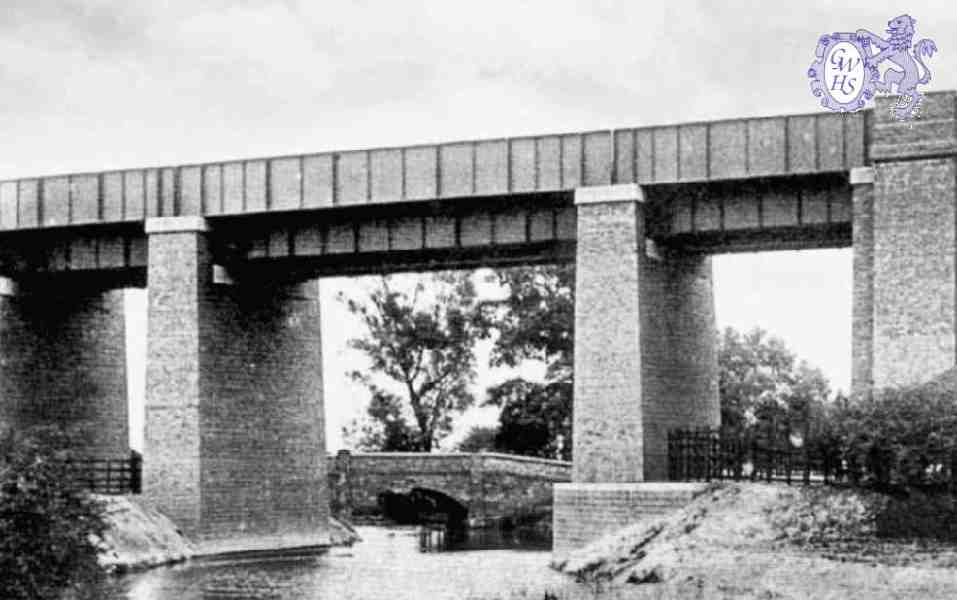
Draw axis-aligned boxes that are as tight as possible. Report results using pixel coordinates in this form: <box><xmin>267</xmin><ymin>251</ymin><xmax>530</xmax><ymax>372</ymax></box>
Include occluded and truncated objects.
<box><xmin>327</xmin><ymin>451</ymin><xmax>571</xmax><ymax>526</ymax></box>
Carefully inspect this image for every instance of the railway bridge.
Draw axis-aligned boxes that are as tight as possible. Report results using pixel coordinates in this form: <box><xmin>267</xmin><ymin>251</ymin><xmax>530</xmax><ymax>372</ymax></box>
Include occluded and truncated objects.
<box><xmin>0</xmin><ymin>92</ymin><xmax>954</xmax><ymax>553</ymax></box>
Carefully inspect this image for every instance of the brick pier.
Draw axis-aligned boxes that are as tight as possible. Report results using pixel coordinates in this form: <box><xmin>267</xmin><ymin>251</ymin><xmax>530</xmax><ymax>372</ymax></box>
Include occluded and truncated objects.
<box><xmin>555</xmin><ymin>183</ymin><xmax>719</xmax><ymax>552</ymax></box>
<box><xmin>0</xmin><ymin>281</ymin><xmax>128</xmax><ymax>458</ymax></box>
<box><xmin>144</xmin><ymin>216</ymin><xmax>329</xmax><ymax>555</ymax></box>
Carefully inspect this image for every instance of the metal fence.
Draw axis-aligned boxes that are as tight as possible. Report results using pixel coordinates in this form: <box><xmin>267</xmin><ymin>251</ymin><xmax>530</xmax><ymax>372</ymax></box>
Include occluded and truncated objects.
<box><xmin>68</xmin><ymin>452</ymin><xmax>142</xmax><ymax>495</ymax></box>
<box><xmin>668</xmin><ymin>426</ymin><xmax>957</xmax><ymax>491</ymax></box>
<box><xmin>667</xmin><ymin>426</ymin><xmax>845</xmax><ymax>486</ymax></box>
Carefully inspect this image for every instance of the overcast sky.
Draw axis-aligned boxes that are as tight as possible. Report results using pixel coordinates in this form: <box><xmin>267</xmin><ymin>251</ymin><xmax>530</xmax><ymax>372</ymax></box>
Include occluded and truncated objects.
<box><xmin>3</xmin><ymin>1</ymin><xmax>955</xmax><ymax>451</ymax></box>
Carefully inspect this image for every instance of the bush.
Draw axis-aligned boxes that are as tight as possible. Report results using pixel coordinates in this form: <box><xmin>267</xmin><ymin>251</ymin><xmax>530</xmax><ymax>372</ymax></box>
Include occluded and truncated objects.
<box><xmin>828</xmin><ymin>369</ymin><xmax>957</xmax><ymax>492</ymax></box>
<box><xmin>0</xmin><ymin>426</ymin><xmax>108</xmax><ymax>599</ymax></box>
<box><xmin>456</xmin><ymin>426</ymin><xmax>499</xmax><ymax>453</ymax></box>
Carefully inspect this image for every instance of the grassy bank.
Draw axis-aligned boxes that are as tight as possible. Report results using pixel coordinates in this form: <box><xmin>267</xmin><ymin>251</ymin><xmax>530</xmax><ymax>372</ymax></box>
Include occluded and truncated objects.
<box><xmin>538</xmin><ymin>483</ymin><xmax>957</xmax><ymax>599</ymax></box>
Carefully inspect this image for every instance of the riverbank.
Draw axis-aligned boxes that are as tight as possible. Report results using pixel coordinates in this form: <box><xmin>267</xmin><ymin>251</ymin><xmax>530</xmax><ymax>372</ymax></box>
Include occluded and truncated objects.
<box><xmin>548</xmin><ymin>483</ymin><xmax>957</xmax><ymax>599</ymax></box>
<box><xmin>94</xmin><ymin>495</ymin><xmax>196</xmax><ymax>573</ymax></box>
<box><xmin>95</xmin><ymin>495</ymin><xmax>360</xmax><ymax>573</ymax></box>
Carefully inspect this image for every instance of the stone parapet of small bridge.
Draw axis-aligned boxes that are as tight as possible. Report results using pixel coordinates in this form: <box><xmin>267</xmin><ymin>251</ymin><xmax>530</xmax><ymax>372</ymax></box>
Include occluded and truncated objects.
<box><xmin>327</xmin><ymin>450</ymin><xmax>571</xmax><ymax>526</ymax></box>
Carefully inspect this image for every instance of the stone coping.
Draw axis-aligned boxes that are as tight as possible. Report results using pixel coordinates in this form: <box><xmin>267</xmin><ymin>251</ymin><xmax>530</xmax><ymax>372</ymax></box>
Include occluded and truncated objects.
<box><xmin>332</xmin><ymin>451</ymin><xmax>572</xmax><ymax>468</ymax></box>
<box><xmin>574</xmin><ymin>183</ymin><xmax>644</xmax><ymax>205</ymax></box>
<box><xmin>850</xmin><ymin>166</ymin><xmax>875</xmax><ymax>185</ymax></box>
<box><xmin>195</xmin><ymin>531</ymin><xmax>332</xmax><ymax>557</ymax></box>
<box><xmin>555</xmin><ymin>482</ymin><xmax>709</xmax><ymax>493</ymax></box>
<box><xmin>144</xmin><ymin>216</ymin><xmax>209</xmax><ymax>234</ymax></box>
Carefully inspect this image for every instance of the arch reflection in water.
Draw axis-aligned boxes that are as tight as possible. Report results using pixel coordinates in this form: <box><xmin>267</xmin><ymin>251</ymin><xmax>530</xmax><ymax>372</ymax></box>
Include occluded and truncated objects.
<box><xmin>418</xmin><ymin>524</ymin><xmax>551</xmax><ymax>553</ymax></box>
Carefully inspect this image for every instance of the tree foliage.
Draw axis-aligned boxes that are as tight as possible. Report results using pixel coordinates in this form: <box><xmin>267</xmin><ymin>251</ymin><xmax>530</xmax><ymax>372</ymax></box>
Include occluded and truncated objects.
<box><xmin>455</xmin><ymin>426</ymin><xmax>499</xmax><ymax>453</ymax></box>
<box><xmin>718</xmin><ymin>326</ymin><xmax>831</xmax><ymax>434</ymax></box>
<box><xmin>827</xmin><ymin>369</ymin><xmax>957</xmax><ymax>491</ymax></box>
<box><xmin>341</xmin><ymin>272</ymin><xmax>489</xmax><ymax>451</ymax></box>
<box><xmin>487</xmin><ymin>264</ymin><xmax>574</xmax><ymax>380</ymax></box>
<box><xmin>483</xmin><ymin>265</ymin><xmax>575</xmax><ymax>460</ymax></box>
<box><xmin>0</xmin><ymin>426</ymin><xmax>107</xmax><ymax>599</ymax></box>
<box><xmin>342</xmin><ymin>390</ymin><xmax>420</xmax><ymax>452</ymax></box>
<box><xmin>487</xmin><ymin>378</ymin><xmax>572</xmax><ymax>460</ymax></box>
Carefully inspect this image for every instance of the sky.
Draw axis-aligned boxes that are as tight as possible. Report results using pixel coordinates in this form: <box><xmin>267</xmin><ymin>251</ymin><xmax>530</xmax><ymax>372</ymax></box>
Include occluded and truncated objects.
<box><xmin>3</xmin><ymin>1</ymin><xmax>955</xmax><ymax>451</ymax></box>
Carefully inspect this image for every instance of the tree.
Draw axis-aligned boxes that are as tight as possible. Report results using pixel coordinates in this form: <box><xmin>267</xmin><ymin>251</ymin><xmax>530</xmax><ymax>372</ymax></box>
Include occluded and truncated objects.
<box><xmin>488</xmin><ymin>377</ymin><xmax>573</xmax><ymax>460</ymax></box>
<box><xmin>717</xmin><ymin>326</ymin><xmax>832</xmax><ymax>433</ymax></box>
<box><xmin>341</xmin><ymin>390</ymin><xmax>419</xmax><ymax>452</ymax></box>
<box><xmin>455</xmin><ymin>426</ymin><xmax>499</xmax><ymax>453</ymax></box>
<box><xmin>483</xmin><ymin>264</ymin><xmax>575</xmax><ymax>460</ymax></box>
<box><xmin>488</xmin><ymin>264</ymin><xmax>574</xmax><ymax>380</ymax></box>
<box><xmin>0</xmin><ymin>425</ymin><xmax>107</xmax><ymax>599</ymax></box>
<box><xmin>341</xmin><ymin>272</ymin><xmax>489</xmax><ymax>451</ymax></box>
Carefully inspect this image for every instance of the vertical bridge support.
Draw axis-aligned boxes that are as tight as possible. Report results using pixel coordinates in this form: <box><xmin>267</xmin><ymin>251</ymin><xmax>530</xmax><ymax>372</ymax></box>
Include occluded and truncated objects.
<box><xmin>553</xmin><ymin>184</ymin><xmax>717</xmax><ymax>554</ymax></box>
<box><xmin>0</xmin><ymin>277</ymin><xmax>128</xmax><ymax>458</ymax></box>
<box><xmin>144</xmin><ymin>216</ymin><xmax>329</xmax><ymax>555</ymax></box>
<box><xmin>859</xmin><ymin>92</ymin><xmax>957</xmax><ymax>389</ymax></box>
<box><xmin>851</xmin><ymin>166</ymin><xmax>875</xmax><ymax>396</ymax></box>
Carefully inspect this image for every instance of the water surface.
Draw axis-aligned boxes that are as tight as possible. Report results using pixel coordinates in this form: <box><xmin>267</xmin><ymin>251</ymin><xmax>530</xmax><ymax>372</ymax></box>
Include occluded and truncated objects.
<box><xmin>90</xmin><ymin>526</ymin><xmax>590</xmax><ymax>599</ymax></box>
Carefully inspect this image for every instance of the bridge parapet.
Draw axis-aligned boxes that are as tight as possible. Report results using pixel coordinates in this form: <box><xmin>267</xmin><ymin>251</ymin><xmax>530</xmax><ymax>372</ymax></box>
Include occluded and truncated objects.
<box><xmin>327</xmin><ymin>451</ymin><xmax>571</xmax><ymax>525</ymax></box>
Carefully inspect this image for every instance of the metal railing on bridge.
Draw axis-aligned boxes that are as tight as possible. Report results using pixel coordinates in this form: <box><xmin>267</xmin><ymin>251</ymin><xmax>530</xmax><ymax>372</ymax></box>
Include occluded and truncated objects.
<box><xmin>68</xmin><ymin>451</ymin><xmax>142</xmax><ymax>495</ymax></box>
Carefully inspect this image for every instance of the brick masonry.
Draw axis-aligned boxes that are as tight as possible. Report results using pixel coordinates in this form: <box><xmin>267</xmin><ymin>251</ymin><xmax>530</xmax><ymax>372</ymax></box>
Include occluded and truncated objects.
<box><xmin>0</xmin><ymin>284</ymin><xmax>127</xmax><ymax>457</ymax></box>
<box><xmin>640</xmin><ymin>252</ymin><xmax>720</xmax><ymax>480</ymax></box>
<box><xmin>868</xmin><ymin>92</ymin><xmax>957</xmax><ymax>387</ymax></box>
<box><xmin>572</xmin><ymin>185</ymin><xmax>719</xmax><ymax>483</ymax></box>
<box><xmin>144</xmin><ymin>218</ymin><xmax>329</xmax><ymax>554</ymax></box>
<box><xmin>327</xmin><ymin>451</ymin><xmax>571</xmax><ymax>525</ymax></box>
<box><xmin>552</xmin><ymin>482</ymin><xmax>707</xmax><ymax>555</ymax></box>
<box><xmin>557</xmin><ymin>184</ymin><xmax>720</xmax><ymax>554</ymax></box>
<box><xmin>572</xmin><ymin>194</ymin><xmax>646</xmax><ymax>482</ymax></box>
<box><xmin>851</xmin><ymin>169</ymin><xmax>875</xmax><ymax>396</ymax></box>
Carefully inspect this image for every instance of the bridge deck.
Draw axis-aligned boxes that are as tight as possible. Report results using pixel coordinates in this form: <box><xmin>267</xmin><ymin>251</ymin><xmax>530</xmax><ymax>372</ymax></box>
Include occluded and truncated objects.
<box><xmin>0</xmin><ymin>110</ymin><xmax>866</xmax><ymax>232</ymax></box>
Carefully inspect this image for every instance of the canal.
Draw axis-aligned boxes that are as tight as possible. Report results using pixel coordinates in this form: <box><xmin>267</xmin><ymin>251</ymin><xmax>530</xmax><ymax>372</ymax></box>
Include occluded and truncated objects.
<box><xmin>87</xmin><ymin>526</ymin><xmax>595</xmax><ymax>599</ymax></box>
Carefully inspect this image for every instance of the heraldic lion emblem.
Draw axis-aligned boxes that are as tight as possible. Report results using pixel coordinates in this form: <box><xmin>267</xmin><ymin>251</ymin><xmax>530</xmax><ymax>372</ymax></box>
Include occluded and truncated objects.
<box><xmin>856</xmin><ymin>14</ymin><xmax>937</xmax><ymax>120</ymax></box>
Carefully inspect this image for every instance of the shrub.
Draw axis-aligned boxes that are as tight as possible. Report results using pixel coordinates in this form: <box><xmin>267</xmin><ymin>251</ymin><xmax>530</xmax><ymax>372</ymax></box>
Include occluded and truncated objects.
<box><xmin>456</xmin><ymin>426</ymin><xmax>499</xmax><ymax>453</ymax></box>
<box><xmin>827</xmin><ymin>369</ymin><xmax>957</xmax><ymax>492</ymax></box>
<box><xmin>0</xmin><ymin>425</ymin><xmax>108</xmax><ymax>599</ymax></box>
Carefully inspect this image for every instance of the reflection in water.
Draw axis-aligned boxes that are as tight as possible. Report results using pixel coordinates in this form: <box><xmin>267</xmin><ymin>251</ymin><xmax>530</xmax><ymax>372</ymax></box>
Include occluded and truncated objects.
<box><xmin>418</xmin><ymin>524</ymin><xmax>552</xmax><ymax>553</ymax></box>
<box><xmin>88</xmin><ymin>526</ymin><xmax>587</xmax><ymax>600</ymax></box>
